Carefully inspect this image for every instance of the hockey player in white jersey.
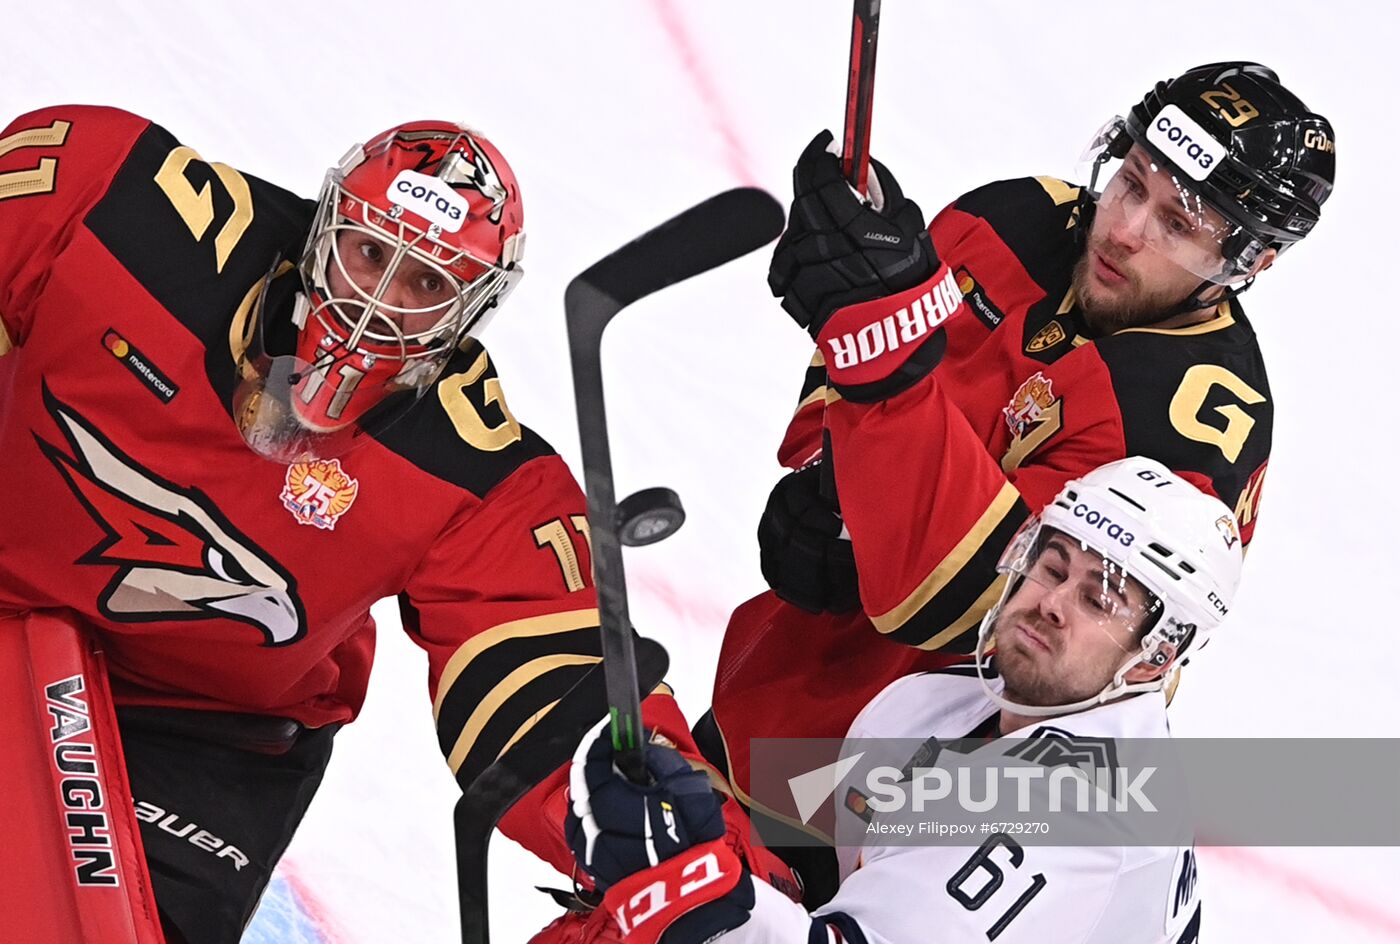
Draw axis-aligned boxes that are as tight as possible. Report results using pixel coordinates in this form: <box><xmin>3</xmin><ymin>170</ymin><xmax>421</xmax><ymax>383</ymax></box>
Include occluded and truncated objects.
<box><xmin>563</xmin><ymin>456</ymin><xmax>1236</xmax><ymax>944</ymax></box>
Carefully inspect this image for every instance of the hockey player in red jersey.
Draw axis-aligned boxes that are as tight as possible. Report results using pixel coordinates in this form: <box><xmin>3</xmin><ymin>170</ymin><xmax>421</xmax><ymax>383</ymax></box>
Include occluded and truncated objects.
<box><xmin>689</xmin><ymin>61</ymin><xmax>1336</xmax><ymax>904</ymax></box>
<box><xmin>566</xmin><ymin>457</ymin><xmax>1234</xmax><ymax>944</ymax></box>
<box><xmin>0</xmin><ymin>106</ymin><xmax>679</xmax><ymax>943</ymax></box>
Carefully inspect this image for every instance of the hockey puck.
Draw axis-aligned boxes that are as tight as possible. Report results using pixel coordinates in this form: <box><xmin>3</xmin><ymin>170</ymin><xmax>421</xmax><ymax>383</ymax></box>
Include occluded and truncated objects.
<box><xmin>616</xmin><ymin>487</ymin><xmax>685</xmax><ymax>546</ymax></box>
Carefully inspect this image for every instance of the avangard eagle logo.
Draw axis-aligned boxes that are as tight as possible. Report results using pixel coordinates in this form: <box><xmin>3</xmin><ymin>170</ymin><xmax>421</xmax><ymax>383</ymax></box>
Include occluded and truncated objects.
<box><xmin>394</xmin><ymin>128</ymin><xmax>509</xmax><ymax>223</ymax></box>
<box><xmin>36</xmin><ymin>388</ymin><xmax>306</xmax><ymax>646</ymax></box>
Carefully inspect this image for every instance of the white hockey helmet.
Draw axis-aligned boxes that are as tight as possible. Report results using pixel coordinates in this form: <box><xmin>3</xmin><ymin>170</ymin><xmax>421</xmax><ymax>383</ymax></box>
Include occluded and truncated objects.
<box><xmin>976</xmin><ymin>456</ymin><xmax>1244</xmax><ymax>716</ymax></box>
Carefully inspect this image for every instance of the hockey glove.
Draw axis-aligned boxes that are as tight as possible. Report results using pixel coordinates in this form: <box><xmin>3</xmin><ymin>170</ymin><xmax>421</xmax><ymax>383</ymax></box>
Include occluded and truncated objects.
<box><xmin>758</xmin><ymin>463</ymin><xmax>861</xmax><ymax>614</ymax></box>
<box><xmin>770</xmin><ymin>131</ymin><xmax>966</xmax><ymax>401</ymax></box>
<box><xmin>566</xmin><ymin>727</ymin><xmax>754</xmax><ymax>944</ymax></box>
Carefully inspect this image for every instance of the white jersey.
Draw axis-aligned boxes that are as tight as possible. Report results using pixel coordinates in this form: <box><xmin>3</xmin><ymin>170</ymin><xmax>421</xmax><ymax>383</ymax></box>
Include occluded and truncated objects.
<box><xmin>730</xmin><ymin>669</ymin><xmax>1201</xmax><ymax>944</ymax></box>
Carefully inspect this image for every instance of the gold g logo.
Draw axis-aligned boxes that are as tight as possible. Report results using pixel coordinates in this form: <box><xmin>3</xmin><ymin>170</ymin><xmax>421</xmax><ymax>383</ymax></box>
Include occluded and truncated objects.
<box><xmin>154</xmin><ymin>146</ymin><xmax>254</xmax><ymax>273</ymax></box>
<box><xmin>1168</xmin><ymin>365</ymin><xmax>1266</xmax><ymax>463</ymax></box>
<box><xmin>439</xmin><ymin>349</ymin><xmax>522</xmax><ymax>452</ymax></box>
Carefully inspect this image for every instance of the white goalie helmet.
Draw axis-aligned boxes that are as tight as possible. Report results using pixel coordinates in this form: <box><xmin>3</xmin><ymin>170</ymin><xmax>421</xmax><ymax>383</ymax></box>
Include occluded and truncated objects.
<box><xmin>976</xmin><ymin>456</ymin><xmax>1245</xmax><ymax>716</ymax></box>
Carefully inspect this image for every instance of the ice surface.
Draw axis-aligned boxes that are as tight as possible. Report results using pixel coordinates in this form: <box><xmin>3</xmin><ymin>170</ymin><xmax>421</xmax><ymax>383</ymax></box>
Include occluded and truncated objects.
<box><xmin>8</xmin><ymin>2</ymin><xmax>1397</xmax><ymax>941</ymax></box>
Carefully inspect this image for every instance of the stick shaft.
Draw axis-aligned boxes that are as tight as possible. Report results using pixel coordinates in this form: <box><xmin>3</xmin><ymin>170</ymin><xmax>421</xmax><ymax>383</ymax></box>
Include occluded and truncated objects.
<box><xmin>841</xmin><ymin>0</ymin><xmax>882</xmax><ymax>196</ymax></box>
<box><xmin>825</xmin><ymin>0</ymin><xmax>883</xmax><ymax>501</ymax></box>
<box><xmin>564</xmin><ymin>189</ymin><xmax>785</xmax><ymax>782</ymax></box>
<box><xmin>566</xmin><ymin>293</ymin><xmax>648</xmax><ymax>780</ymax></box>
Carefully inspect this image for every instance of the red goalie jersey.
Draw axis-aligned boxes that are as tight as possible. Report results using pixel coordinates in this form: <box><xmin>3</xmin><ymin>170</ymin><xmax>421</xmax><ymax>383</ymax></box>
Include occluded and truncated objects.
<box><xmin>0</xmin><ymin>106</ymin><xmax>605</xmax><ymax>793</ymax></box>
<box><xmin>704</xmin><ymin>175</ymin><xmax>1272</xmax><ymax>832</ymax></box>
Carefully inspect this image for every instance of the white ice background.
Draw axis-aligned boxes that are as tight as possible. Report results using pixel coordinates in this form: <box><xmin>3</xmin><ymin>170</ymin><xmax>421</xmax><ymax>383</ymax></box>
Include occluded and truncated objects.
<box><xmin>6</xmin><ymin>2</ymin><xmax>1398</xmax><ymax>941</ymax></box>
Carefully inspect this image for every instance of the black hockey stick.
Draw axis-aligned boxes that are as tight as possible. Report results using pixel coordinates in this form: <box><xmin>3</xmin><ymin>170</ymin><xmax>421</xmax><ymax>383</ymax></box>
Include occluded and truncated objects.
<box><xmin>565</xmin><ymin>187</ymin><xmax>785</xmax><ymax>784</ymax></box>
<box><xmin>841</xmin><ymin>0</ymin><xmax>882</xmax><ymax>197</ymax></box>
<box><xmin>454</xmin><ymin>188</ymin><xmax>782</xmax><ymax>944</ymax></box>
<box><xmin>823</xmin><ymin>0</ymin><xmax>883</xmax><ymax>500</ymax></box>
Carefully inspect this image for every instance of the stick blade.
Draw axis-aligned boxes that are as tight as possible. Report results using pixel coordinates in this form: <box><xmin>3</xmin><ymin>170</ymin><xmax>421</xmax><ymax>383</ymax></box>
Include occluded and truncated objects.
<box><xmin>566</xmin><ymin>187</ymin><xmax>784</xmax><ymax>316</ymax></box>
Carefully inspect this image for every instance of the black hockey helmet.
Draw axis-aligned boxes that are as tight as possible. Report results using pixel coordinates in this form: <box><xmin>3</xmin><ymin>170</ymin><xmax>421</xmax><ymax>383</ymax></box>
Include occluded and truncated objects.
<box><xmin>1118</xmin><ymin>61</ymin><xmax>1335</xmax><ymax>252</ymax></box>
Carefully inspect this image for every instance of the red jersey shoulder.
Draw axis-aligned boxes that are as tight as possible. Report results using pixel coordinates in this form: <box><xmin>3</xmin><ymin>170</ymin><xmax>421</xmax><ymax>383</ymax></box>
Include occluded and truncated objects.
<box><xmin>1093</xmin><ymin>301</ymin><xmax>1272</xmax><ymax>515</ymax></box>
<box><xmin>0</xmin><ymin>105</ymin><xmax>151</xmax><ymax>209</ymax></box>
<box><xmin>938</xmin><ymin>177</ymin><xmax>1087</xmax><ymax>283</ymax></box>
<box><xmin>931</xmin><ymin>177</ymin><xmax>1087</xmax><ymax>339</ymax></box>
<box><xmin>1</xmin><ymin>105</ymin><xmax>312</xmax><ymax>353</ymax></box>
<box><xmin>373</xmin><ymin>340</ymin><xmax>565</xmax><ymax>499</ymax></box>
<box><xmin>0</xmin><ymin>107</ymin><xmax>154</xmax><ymax>343</ymax></box>
<box><xmin>80</xmin><ymin>116</ymin><xmax>313</xmax><ymax>348</ymax></box>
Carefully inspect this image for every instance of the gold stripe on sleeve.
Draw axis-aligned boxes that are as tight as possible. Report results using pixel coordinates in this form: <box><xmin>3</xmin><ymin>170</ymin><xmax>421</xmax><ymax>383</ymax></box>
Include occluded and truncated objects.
<box><xmin>446</xmin><ymin>653</ymin><xmax>601</xmax><ymax>774</ymax></box>
<box><xmin>432</xmin><ymin>608</ymin><xmax>599</xmax><ymax>720</ymax></box>
<box><xmin>795</xmin><ymin>386</ymin><xmax>828</xmax><ymax>414</ymax></box>
<box><xmin>870</xmin><ymin>482</ymin><xmax>1021</xmax><ymax>635</ymax></box>
<box><xmin>493</xmin><ymin>698</ymin><xmax>562</xmax><ymax>765</ymax></box>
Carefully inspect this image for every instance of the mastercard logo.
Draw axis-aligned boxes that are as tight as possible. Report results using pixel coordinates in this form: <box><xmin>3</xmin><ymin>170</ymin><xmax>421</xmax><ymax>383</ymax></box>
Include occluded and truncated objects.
<box><xmin>103</xmin><ymin>331</ymin><xmax>129</xmax><ymax>358</ymax></box>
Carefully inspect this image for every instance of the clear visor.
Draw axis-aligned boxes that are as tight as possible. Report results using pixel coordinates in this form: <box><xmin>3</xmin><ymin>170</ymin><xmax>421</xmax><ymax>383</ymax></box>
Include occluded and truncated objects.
<box><xmin>1077</xmin><ymin>118</ymin><xmax>1264</xmax><ymax>284</ymax></box>
<box><xmin>233</xmin><ymin>347</ymin><xmax>428</xmax><ymax>462</ymax></box>
<box><xmin>994</xmin><ymin>523</ymin><xmax>1163</xmax><ymax>651</ymax></box>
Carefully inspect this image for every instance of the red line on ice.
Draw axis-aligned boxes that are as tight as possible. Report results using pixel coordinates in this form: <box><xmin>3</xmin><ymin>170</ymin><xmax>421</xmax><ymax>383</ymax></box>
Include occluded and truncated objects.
<box><xmin>631</xmin><ymin>568</ymin><xmax>743</xmax><ymax>631</ymax></box>
<box><xmin>647</xmin><ymin>0</ymin><xmax>759</xmax><ymax>188</ymax></box>
<box><xmin>280</xmin><ymin>856</ymin><xmax>351</xmax><ymax>944</ymax></box>
<box><xmin>1202</xmin><ymin>847</ymin><xmax>1400</xmax><ymax>938</ymax></box>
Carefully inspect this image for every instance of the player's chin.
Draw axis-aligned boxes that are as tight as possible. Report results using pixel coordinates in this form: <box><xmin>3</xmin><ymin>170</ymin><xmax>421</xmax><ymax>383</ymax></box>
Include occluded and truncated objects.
<box><xmin>1003</xmin><ymin>664</ymin><xmax>1093</xmax><ymax>710</ymax></box>
<box><xmin>1073</xmin><ymin>275</ymin><xmax>1126</xmax><ymax>333</ymax></box>
<box><xmin>1080</xmin><ymin>289</ymin><xmax>1163</xmax><ymax>336</ymax></box>
<box><xmin>997</xmin><ymin>643</ymin><xmax>1053</xmax><ymax>693</ymax></box>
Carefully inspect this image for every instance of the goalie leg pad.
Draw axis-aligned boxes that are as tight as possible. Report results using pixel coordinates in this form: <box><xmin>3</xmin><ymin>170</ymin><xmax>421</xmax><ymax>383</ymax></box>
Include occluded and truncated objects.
<box><xmin>0</xmin><ymin>609</ymin><xmax>165</xmax><ymax>944</ymax></box>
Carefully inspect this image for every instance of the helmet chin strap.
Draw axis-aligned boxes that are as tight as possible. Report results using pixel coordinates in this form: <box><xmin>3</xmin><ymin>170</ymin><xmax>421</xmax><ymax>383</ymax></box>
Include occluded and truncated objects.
<box><xmin>973</xmin><ymin>616</ymin><xmax>1170</xmax><ymax>724</ymax></box>
<box><xmin>1077</xmin><ymin>272</ymin><xmax>1254</xmax><ymax>337</ymax></box>
<box><xmin>1151</xmin><ymin>274</ymin><xmax>1255</xmax><ymax>324</ymax></box>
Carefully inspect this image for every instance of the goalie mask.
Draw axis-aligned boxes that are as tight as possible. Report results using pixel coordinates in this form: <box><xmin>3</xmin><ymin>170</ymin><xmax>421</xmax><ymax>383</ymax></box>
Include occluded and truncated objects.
<box><xmin>234</xmin><ymin>120</ymin><xmax>525</xmax><ymax>462</ymax></box>
<box><xmin>975</xmin><ymin>457</ymin><xmax>1244</xmax><ymax>717</ymax></box>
